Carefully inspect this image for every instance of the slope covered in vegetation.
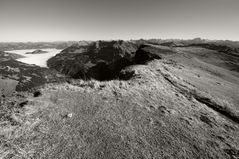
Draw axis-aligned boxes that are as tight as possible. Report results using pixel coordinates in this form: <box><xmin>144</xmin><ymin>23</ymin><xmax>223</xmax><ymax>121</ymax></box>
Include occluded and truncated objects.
<box><xmin>1</xmin><ymin>39</ymin><xmax>239</xmax><ymax>158</ymax></box>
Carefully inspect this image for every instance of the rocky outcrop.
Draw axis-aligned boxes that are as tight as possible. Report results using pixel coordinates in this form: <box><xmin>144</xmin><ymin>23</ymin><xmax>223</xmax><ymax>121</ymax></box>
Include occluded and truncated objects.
<box><xmin>47</xmin><ymin>41</ymin><xmax>178</xmax><ymax>80</ymax></box>
<box><xmin>47</xmin><ymin>40</ymin><xmax>138</xmax><ymax>80</ymax></box>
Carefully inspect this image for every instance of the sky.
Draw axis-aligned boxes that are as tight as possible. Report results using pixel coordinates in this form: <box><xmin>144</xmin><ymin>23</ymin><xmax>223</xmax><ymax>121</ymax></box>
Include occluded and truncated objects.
<box><xmin>0</xmin><ymin>0</ymin><xmax>238</xmax><ymax>42</ymax></box>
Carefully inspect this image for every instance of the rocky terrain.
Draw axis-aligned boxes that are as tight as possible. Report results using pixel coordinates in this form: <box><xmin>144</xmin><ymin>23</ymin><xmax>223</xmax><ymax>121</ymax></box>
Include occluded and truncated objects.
<box><xmin>47</xmin><ymin>40</ymin><xmax>138</xmax><ymax>80</ymax></box>
<box><xmin>0</xmin><ymin>39</ymin><xmax>239</xmax><ymax>158</ymax></box>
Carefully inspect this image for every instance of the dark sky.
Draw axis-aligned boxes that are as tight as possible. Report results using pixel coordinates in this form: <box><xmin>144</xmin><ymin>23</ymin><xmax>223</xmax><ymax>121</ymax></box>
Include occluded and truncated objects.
<box><xmin>0</xmin><ymin>0</ymin><xmax>238</xmax><ymax>42</ymax></box>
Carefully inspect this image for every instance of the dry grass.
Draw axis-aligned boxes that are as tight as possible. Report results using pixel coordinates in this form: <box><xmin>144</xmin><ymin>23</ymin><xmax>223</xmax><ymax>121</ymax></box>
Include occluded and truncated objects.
<box><xmin>1</xmin><ymin>60</ymin><xmax>239</xmax><ymax>159</ymax></box>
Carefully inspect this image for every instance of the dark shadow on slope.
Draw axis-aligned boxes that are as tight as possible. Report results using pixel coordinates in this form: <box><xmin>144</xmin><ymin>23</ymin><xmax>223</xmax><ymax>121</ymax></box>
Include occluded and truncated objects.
<box><xmin>87</xmin><ymin>62</ymin><xmax>114</xmax><ymax>81</ymax></box>
<box><xmin>47</xmin><ymin>42</ymin><xmax>174</xmax><ymax>81</ymax></box>
<box><xmin>194</xmin><ymin>95</ymin><xmax>239</xmax><ymax>124</ymax></box>
<box><xmin>135</xmin><ymin>45</ymin><xmax>162</xmax><ymax>64</ymax></box>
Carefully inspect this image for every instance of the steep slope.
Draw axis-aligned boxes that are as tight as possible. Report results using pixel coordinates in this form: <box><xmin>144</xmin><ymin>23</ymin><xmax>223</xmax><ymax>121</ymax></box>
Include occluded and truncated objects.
<box><xmin>47</xmin><ymin>40</ymin><xmax>138</xmax><ymax>80</ymax></box>
<box><xmin>135</xmin><ymin>44</ymin><xmax>176</xmax><ymax>64</ymax></box>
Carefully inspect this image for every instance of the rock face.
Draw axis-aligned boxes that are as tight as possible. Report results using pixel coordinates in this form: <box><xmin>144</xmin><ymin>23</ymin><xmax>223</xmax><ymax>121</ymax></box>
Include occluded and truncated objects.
<box><xmin>25</xmin><ymin>49</ymin><xmax>48</xmax><ymax>54</ymax></box>
<box><xmin>47</xmin><ymin>40</ymin><xmax>138</xmax><ymax>80</ymax></box>
<box><xmin>47</xmin><ymin>41</ymin><xmax>179</xmax><ymax>80</ymax></box>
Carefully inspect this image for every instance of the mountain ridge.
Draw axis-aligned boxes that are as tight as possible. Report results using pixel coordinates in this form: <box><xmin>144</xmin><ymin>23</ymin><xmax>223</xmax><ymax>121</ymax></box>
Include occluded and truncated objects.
<box><xmin>0</xmin><ymin>39</ymin><xmax>239</xmax><ymax>158</ymax></box>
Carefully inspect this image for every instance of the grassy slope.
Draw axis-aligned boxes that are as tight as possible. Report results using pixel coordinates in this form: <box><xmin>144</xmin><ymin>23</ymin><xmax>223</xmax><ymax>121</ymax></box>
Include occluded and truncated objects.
<box><xmin>0</xmin><ymin>77</ymin><xmax>18</xmax><ymax>96</ymax></box>
<box><xmin>1</xmin><ymin>57</ymin><xmax>239</xmax><ymax>159</ymax></box>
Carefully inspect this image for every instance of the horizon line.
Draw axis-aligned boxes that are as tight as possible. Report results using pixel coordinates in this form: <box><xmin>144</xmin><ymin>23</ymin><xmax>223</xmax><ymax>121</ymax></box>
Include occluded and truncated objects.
<box><xmin>0</xmin><ymin>37</ymin><xmax>239</xmax><ymax>43</ymax></box>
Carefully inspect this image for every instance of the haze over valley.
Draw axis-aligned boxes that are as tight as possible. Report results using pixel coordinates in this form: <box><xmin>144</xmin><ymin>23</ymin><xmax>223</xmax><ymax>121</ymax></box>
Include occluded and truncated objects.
<box><xmin>0</xmin><ymin>0</ymin><xmax>239</xmax><ymax>158</ymax></box>
<box><xmin>7</xmin><ymin>49</ymin><xmax>61</xmax><ymax>67</ymax></box>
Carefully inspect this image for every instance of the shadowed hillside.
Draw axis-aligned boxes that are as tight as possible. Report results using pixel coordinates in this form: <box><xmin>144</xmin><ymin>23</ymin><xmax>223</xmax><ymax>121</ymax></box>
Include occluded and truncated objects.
<box><xmin>47</xmin><ymin>40</ymin><xmax>138</xmax><ymax>80</ymax></box>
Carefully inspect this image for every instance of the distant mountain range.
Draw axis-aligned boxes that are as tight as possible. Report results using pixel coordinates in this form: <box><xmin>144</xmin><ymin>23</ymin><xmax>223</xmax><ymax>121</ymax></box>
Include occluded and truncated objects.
<box><xmin>0</xmin><ymin>41</ymin><xmax>76</xmax><ymax>51</ymax></box>
<box><xmin>1</xmin><ymin>38</ymin><xmax>239</xmax><ymax>51</ymax></box>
